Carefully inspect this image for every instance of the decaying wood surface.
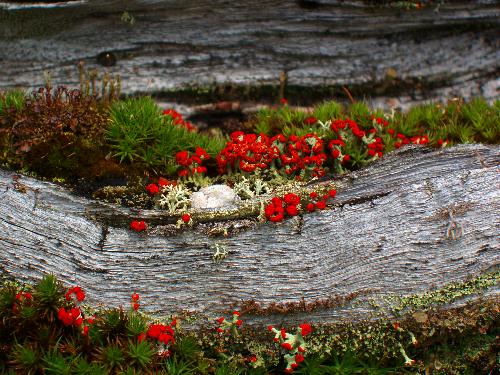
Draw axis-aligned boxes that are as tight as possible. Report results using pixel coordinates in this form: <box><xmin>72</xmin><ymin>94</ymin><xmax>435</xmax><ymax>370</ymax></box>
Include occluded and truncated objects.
<box><xmin>0</xmin><ymin>1</ymin><xmax>499</xmax><ymax>109</ymax></box>
<box><xmin>0</xmin><ymin>144</ymin><xmax>498</xmax><ymax>323</ymax></box>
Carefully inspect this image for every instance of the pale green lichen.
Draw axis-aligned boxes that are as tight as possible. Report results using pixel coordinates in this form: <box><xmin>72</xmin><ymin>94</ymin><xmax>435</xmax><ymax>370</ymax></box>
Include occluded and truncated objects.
<box><xmin>211</xmin><ymin>242</ymin><xmax>229</xmax><ymax>262</ymax></box>
<box><xmin>182</xmin><ymin>173</ymin><xmax>214</xmax><ymax>191</ymax></box>
<box><xmin>188</xmin><ymin>177</ymin><xmax>336</xmax><ymax>224</ymax></box>
<box><xmin>156</xmin><ymin>184</ymin><xmax>192</xmax><ymax>213</ymax></box>
<box><xmin>389</xmin><ymin>269</ymin><xmax>499</xmax><ymax>314</ymax></box>
<box><xmin>232</xmin><ymin>175</ymin><xmax>270</xmax><ymax>200</ymax></box>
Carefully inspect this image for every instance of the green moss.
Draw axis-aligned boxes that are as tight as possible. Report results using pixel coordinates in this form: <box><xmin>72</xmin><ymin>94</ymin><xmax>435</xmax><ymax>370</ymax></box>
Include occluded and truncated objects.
<box><xmin>9</xmin><ymin>343</ymin><xmax>39</xmax><ymax>374</ymax></box>
<box><xmin>312</xmin><ymin>101</ymin><xmax>343</xmax><ymax>122</ymax></box>
<box><xmin>107</xmin><ymin>96</ymin><xmax>227</xmax><ymax>174</ymax></box>
<box><xmin>248</xmin><ymin>97</ymin><xmax>500</xmax><ymax>149</ymax></box>
<box><xmin>0</xmin><ymin>89</ymin><xmax>25</xmax><ymax>116</ymax></box>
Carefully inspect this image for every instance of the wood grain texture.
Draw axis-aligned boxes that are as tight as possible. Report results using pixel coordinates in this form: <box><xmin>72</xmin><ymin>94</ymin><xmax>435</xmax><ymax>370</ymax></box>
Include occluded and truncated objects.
<box><xmin>0</xmin><ymin>144</ymin><xmax>499</xmax><ymax>323</ymax></box>
<box><xmin>0</xmin><ymin>1</ymin><xmax>499</xmax><ymax>108</ymax></box>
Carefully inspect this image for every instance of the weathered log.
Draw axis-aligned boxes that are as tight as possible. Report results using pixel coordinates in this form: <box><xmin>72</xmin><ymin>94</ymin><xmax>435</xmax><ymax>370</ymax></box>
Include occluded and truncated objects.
<box><xmin>0</xmin><ymin>1</ymin><xmax>499</xmax><ymax>109</ymax></box>
<box><xmin>0</xmin><ymin>144</ymin><xmax>498</xmax><ymax>324</ymax></box>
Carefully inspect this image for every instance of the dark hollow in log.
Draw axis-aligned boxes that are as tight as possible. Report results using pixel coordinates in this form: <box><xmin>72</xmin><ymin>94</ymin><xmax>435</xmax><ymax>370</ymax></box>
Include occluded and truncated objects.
<box><xmin>0</xmin><ymin>1</ymin><xmax>499</xmax><ymax>109</ymax></box>
<box><xmin>0</xmin><ymin>144</ymin><xmax>499</xmax><ymax>324</ymax></box>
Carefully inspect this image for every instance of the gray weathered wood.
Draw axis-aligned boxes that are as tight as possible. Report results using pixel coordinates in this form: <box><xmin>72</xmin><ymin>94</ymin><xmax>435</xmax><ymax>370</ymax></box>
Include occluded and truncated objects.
<box><xmin>0</xmin><ymin>1</ymin><xmax>499</xmax><ymax>109</ymax></box>
<box><xmin>0</xmin><ymin>144</ymin><xmax>498</xmax><ymax>323</ymax></box>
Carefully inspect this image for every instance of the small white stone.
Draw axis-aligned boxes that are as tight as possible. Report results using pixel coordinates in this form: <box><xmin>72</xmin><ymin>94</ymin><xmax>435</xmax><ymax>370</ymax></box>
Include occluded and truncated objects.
<box><xmin>191</xmin><ymin>185</ymin><xmax>239</xmax><ymax>210</ymax></box>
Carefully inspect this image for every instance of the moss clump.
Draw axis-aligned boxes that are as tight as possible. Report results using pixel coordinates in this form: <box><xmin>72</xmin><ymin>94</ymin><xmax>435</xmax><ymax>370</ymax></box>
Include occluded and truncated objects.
<box><xmin>107</xmin><ymin>97</ymin><xmax>227</xmax><ymax>173</ymax></box>
<box><xmin>248</xmin><ymin>98</ymin><xmax>500</xmax><ymax>148</ymax></box>
<box><xmin>0</xmin><ymin>90</ymin><xmax>25</xmax><ymax>117</ymax></box>
<box><xmin>0</xmin><ymin>85</ymin><xmax>118</xmax><ymax>182</ymax></box>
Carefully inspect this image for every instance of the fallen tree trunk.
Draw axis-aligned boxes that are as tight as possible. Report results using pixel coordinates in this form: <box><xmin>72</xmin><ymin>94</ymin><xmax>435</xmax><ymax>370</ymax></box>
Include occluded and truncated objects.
<box><xmin>0</xmin><ymin>144</ymin><xmax>499</xmax><ymax>324</ymax></box>
<box><xmin>0</xmin><ymin>1</ymin><xmax>499</xmax><ymax>109</ymax></box>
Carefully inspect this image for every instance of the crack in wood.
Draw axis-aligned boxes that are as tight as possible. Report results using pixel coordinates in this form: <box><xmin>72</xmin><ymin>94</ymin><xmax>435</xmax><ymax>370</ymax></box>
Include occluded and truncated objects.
<box><xmin>0</xmin><ymin>216</ymin><xmax>46</xmax><ymax>238</ymax></box>
<box><xmin>475</xmin><ymin>150</ymin><xmax>489</xmax><ymax>168</ymax></box>
<box><xmin>423</xmin><ymin>178</ymin><xmax>435</xmax><ymax>198</ymax></box>
<box><xmin>426</xmin><ymin>202</ymin><xmax>475</xmax><ymax>222</ymax></box>
<box><xmin>445</xmin><ymin>210</ymin><xmax>464</xmax><ymax>240</ymax></box>
<box><xmin>459</xmin><ymin>170</ymin><xmax>472</xmax><ymax>186</ymax></box>
<box><xmin>477</xmin><ymin>244</ymin><xmax>493</xmax><ymax>254</ymax></box>
<box><xmin>290</xmin><ymin>215</ymin><xmax>304</xmax><ymax>235</ymax></box>
<box><xmin>74</xmin><ymin>263</ymin><xmax>109</xmax><ymax>274</ymax></box>
<box><xmin>97</xmin><ymin>225</ymin><xmax>109</xmax><ymax>252</ymax></box>
<box><xmin>334</xmin><ymin>191</ymin><xmax>392</xmax><ymax>209</ymax></box>
<box><xmin>31</xmin><ymin>189</ymin><xmax>40</xmax><ymax>211</ymax></box>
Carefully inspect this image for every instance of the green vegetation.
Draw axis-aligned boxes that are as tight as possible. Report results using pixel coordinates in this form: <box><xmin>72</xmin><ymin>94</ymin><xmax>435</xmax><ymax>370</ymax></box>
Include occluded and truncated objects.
<box><xmin>248</xmin><ymin>99</ymin><xmax>500</xmax><ymax>148</ymax></box>
<box><xmin>0</xmin><ymin>90</ymin><xmax>25</xmax><ymax>116</ymax></box>
<box><xmin>0</xmin><ymin>86</ymin><xmax>115</xmax><ymax>180</ymax></box>
<box><xmin>0</xmin><ymin>274</ymin><xmax>498</xmax><ymax>374</ymax></box>
<box><xmin>391</xmin><ymin>271</ymin><xmax>500</xmax><ymax>314</ymax></box>
<box><xmin>392</xmin><ymin>99</ymin><xmax>499</xmax><ymax>145</ymax></box>
<box><xmin>0</xmin><ymin>82</ymin><xmax>498</xmax><ymax>198</ymax></box>
<box><xmin>107</xmin><ymin>97</ymin><xmax>226</xmax><ymax>172</ymax></box>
